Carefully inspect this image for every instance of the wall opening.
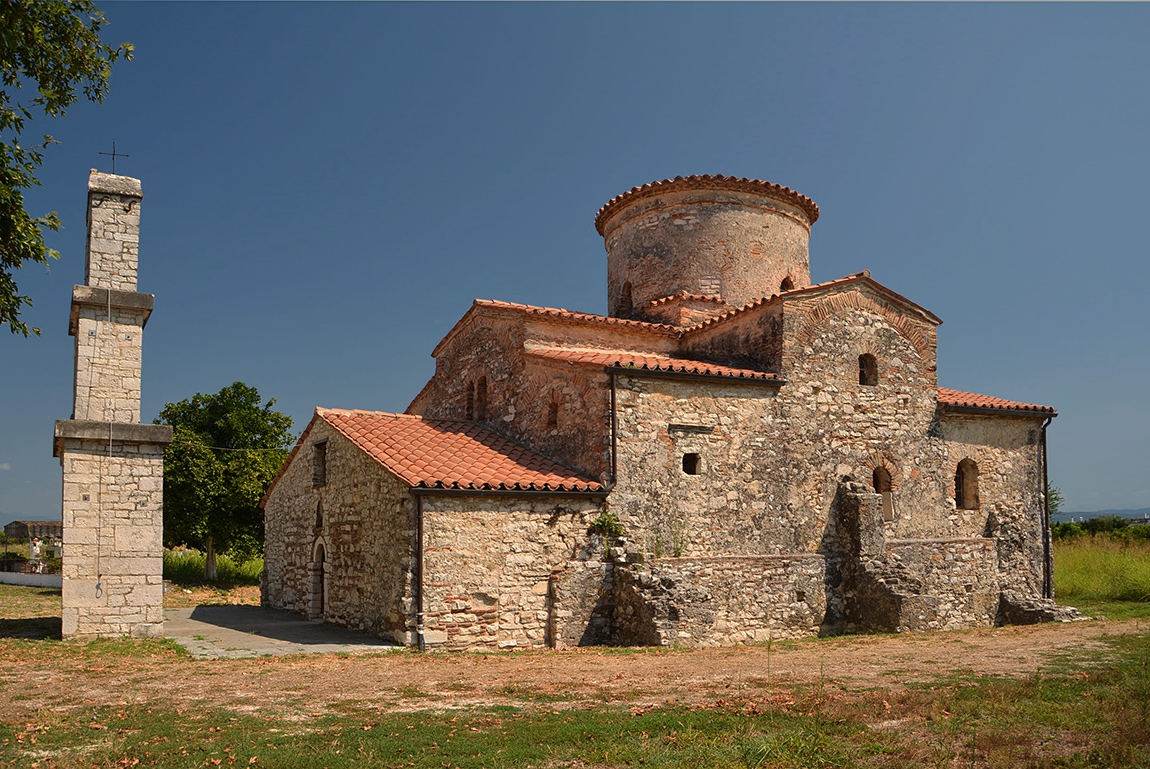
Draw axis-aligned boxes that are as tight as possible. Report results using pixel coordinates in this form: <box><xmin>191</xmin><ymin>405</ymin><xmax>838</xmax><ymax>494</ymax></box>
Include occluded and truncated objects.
<box><xmin>309</xmin><ymin>541</ymin><xmax>326</xmax><ymax>620</ymax></box>
<box><xmin>955</xmin><ymin>458</ymin><xmax>980</xmax><ymax>510</ymax></box>
<box><xmin>466</xmin><ymin>387</ymin><xmax>474</xmax><ymax>420</ymax></box>
<box><xmin>546</xmin><ymin>400</ymin><xmax>559</xmax><ymax>429</ymax></box>
<box><xmin>859</xmin><ymin>354</ymin><xmax>879</xmax><ymax>387</ymax></box>
<box><xmin>475</xmin><ymin>376</ymin><xmax>488</xmax><ymax>420</ymax></box>
<box><xmin>872</xmin><ymin>466</ymin><xmax>894</xmax><ymax>522</ymax></box>
<box><xmin>682</xmin><ymin>453</ymin><xmax>701</xmax><ymax>475</ymax></box>
<box><xmin>314</xmin><ymin>500</ymin><xmax>323</xmax><ymax>530</ymax></box>
<box><xmin>311</xmin><ymin>441</ymin><xmax>328</xmax><ymax>487</ymax></box>
<box><xmin>615</xmin><ymin>281</ymin><xmax>633</xmax><ymax>318</ymax></box>
<box><xmin>780</xmin><ymin>276</ymin><xmax>795</xmax><ymax>291</ymax></box>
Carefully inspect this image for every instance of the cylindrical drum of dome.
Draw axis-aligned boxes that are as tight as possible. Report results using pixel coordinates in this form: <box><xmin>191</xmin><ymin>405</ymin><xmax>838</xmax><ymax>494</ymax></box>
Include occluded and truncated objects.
<box><xmin>595</xmin><ymin>175</ymin><xmax>819</xmax><ymax>318</ymax></box>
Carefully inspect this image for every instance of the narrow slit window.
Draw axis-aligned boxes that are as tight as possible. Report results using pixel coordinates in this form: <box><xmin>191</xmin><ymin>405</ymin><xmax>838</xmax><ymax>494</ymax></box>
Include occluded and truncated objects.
<box><xmin>475</xmin><ymin>376</ymin><xmax>488</xmax><ymax>420</ymax></box>
<box><xmin>859</xmin><ymin>354</ymin><xmax>879</xmax><ymax>386</ymax></box>
<box><xmin>312</xmin><ymin>436</ymin><xmax>326</xmax><ymax>485</ymax></box>
<box><xmin>546</xmin><ymin>400</ymin><xmax>559</xmax><ymax>429</ymax></box>
<box><xmin>466</xmin><ymin>387</ymin><xmax>474</xmax><ymax>420</ymax></box>
<box><xmin>682</xmin><ymin>453</ymin><xmax>701</xmax><ymax>475</ymax></box>
<box><xmin>615</xmin><ymin>281</ymin><xmax>633</xmax><ymax>318</ymax></box>
<box><xmin>873</xmin><ymin>466</ymin><xmax>894</xmax><ymax>522</ymax></box>
<box><xmin>314</xmin><ymin>500</ymin><xmax>324</xmax><ymax>530</ymax></box>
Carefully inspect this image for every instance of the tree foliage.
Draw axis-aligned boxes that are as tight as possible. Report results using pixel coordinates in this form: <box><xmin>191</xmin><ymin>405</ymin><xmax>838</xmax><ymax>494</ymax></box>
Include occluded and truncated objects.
<box><xmin>1</xmin><ymin>0</ymin><xmax>132</xmax><ymax>336</ymax></box>
<box><xmin>156</xmin><ymin>382</ymin><xmax>293</xmax><ymax>580</ymax></box>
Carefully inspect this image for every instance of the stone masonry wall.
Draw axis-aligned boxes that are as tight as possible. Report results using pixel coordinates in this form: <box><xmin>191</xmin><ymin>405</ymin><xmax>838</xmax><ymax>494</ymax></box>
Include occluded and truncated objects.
<box><xmin>85</xmin><ymin>172</ymin><xmax>142</xmax><ymax>292</ymax></box>
<box><xmin>59</xmin><ymin>438</ymin><xmax>165</xmax><ymax>638</ymax></box>
<box><xmin>612</xmin><ymin>555</ymin><xmax>828</xmax><ymax>647</ymax></box>
<box><xmin>410</xmin><ymin>315</ymin><xmax>615</xmax><ymax>482</ymax></box>
<box><xmin>72</xmin><ymin>307</ymin><xmax>146</xmax><ymax>423</ymax></box>
<box><xmin>263</xmin><ymin>418</ymin><xmax>416</xmax><ymax>644</ymax></box>
<box><xmin>601</xmin><ymin>185</ymin><xmax>813</xmax><ymax>315</ymax></box>
<box><xmin>421</xmin><ymin>495</ymin><xmax>604</xmax><ymax>650</ymax></box>
<box><xmin>940</xmin><ymin>414</ymin><xmax>1049</xmax><ymax>597</ymax></box>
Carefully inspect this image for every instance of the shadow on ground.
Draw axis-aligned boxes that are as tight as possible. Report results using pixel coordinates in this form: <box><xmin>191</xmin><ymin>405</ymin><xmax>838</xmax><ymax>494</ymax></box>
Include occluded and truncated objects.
<box><xmin>0</xmin><ymin>617</ymin><xmax>62</xmax><ymax>640</ymax></box>
<box><xmin>166</xmin><ymin>605</ymin><xmax>400</xmax><ymax>658</ymax></box>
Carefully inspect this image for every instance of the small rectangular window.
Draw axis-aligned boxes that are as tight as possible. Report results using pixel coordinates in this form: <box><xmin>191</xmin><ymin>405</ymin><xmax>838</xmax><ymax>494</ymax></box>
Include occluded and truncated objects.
<box><xmin>682</xmin><ymin>453</ymin><xmax>701</xmax><ymax>475</ymax></box>
<box><xmin>312</xmin><ymin>441</ymin><xmax>328</xmax><ymax>487</ymax></box>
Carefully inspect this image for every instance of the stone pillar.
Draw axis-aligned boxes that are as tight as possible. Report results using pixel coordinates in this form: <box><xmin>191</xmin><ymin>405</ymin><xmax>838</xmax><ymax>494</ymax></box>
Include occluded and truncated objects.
<box><xmin>55</xmin><ymin>170</ymin><xmax>172</xmax><ymax>639</ymax></box>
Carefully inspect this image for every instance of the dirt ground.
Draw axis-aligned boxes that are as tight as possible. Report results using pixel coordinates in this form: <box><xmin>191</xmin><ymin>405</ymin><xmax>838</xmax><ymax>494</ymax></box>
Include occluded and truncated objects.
<box><xmin>2</xmin><ymin>616</ymin><xmax>1145</xmax><ymax>723</ymax></box>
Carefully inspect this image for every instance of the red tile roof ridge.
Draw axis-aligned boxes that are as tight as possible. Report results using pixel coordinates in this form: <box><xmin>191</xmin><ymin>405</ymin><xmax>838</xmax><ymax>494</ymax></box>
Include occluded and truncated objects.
<box><xmin>595</xmin><ymin>174</ymin><xmax>820</xmax><ymax>236</ymax></box>
<box><xmin>475</xmin><ymin>298</ymin><xmax>677</xmax><ymax>330</ymax></box>
<box><xmin>680</xmin><ymin>271</ymin><xmax>942</xmax><ymax>333</ymax></box>
<box><xmin>525</xmin><ymin>347</ymin><xmax>781</xmax><ymax>381</ymax></box>
<box><xmin>937</xmin><ymin>388</ymin><xmax>1056</xmax><ymax>415</ymax></box>
<box><xmin>645</xmin><ymin>291</ymin><xmax>728</xmax><ymax>307</ymax></box>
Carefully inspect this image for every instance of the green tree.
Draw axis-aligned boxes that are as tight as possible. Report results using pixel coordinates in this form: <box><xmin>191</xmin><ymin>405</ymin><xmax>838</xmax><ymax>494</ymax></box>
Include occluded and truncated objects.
<box><xmin>2</xmin><ymin>0</ymin><xmax>132</xmax><ymax>336</ymax></box>
<box><xmin>1047</xmin><ymin>482</ymin><xmax>1065</xmax><ymax>518</ymax></box>
<box><xmin>156</xmin><ymin>382</ymin><xmax>294</xmax><ymax>581</ymax></box>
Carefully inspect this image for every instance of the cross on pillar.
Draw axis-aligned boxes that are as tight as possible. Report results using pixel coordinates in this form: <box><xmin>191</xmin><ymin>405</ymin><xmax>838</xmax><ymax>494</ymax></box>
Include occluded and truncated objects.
<box><xmin>98</xmin><ymin>141</ymin><xmax>130</xmax><ymax>174</ymax></box>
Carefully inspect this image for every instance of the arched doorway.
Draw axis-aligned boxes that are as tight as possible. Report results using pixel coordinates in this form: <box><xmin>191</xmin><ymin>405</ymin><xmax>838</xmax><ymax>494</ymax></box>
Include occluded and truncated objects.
<box><xmin>309</xmin><ymin>540</ymin><xmax>326</xmax><ymax>620</ymax></box>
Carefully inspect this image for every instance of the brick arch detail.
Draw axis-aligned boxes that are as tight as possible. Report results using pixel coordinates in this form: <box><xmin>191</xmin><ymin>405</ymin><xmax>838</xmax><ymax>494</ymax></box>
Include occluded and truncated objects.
<box><xmin>793</xmin><ymin>292</ymin><xmax>930</xmax><ymax>362</ymax></box>
<box><xmin>864</xmin><ymin>451</ymin><xmax>901</xmax><ymax>490</ymax></box>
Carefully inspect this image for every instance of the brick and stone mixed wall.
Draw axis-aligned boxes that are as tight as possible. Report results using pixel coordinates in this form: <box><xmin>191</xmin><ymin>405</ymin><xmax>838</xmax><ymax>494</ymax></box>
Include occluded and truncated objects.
<box><xmin>263</xmin><ymin>419</ymin><xmax>416</xmax><ymax>644</ymax></box>
<box><xmin>421</xmin><ymin>495</ymin><xmax>604</xmax><ymax>649</ymax></box>
<box><xmin>59</xmin><ymin>438</ymin><xmax>165</xmax><ymax>638</ymax></box>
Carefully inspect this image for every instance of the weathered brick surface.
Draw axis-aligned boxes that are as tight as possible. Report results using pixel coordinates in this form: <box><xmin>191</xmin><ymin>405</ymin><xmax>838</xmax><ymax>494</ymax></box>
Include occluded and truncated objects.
<box><xmin>599</xmin><ymin>182</ymin><xmax>814</xmax><ymax>316</ymax></box>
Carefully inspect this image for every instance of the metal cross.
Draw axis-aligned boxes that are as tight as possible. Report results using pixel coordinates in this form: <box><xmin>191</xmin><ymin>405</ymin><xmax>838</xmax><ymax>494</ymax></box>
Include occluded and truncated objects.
<box><xmin>98</xmin><ymin>141</ymin><xmax>130</xmax><ymax>174</ymax></box>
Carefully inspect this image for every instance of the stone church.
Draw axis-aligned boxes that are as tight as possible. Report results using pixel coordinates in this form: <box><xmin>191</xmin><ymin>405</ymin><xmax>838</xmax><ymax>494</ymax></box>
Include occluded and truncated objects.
<box><xmin>262</xmin><ymin>174</ymin><xmax>1074</xmax><ymax>650</ymax></box>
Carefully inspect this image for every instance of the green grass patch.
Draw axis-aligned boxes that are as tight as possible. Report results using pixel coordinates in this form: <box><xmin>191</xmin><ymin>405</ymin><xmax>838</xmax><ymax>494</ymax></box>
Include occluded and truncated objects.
<box><xmin>1054</xmin><ymin>537</ymin><xmax>1150</xmax><ymax>603</ymax></box>
<box><xmin>163</xmin><ymin>549</ymin><xmax>263</xmax><ymax>587</ymax></box>
<box><xmin>3</xmin><ymin>634</ymin><xmax>1149</xmax><ymax>767</ymax></box>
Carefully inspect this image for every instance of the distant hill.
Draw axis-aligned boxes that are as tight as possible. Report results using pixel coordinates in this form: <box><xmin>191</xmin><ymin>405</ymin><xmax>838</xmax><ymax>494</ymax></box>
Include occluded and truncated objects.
<box><xmin>1053</xmin><ymin>507</ymin><xmax>1150</xmax><ymax>524</ymax></box>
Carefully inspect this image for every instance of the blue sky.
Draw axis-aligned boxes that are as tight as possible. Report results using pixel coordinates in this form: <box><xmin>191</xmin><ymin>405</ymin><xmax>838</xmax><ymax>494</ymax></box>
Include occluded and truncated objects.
<box><xmin>3</xmin><ymin>3</ymin><xmax>1148</xmax><ymax>520</ymax></box>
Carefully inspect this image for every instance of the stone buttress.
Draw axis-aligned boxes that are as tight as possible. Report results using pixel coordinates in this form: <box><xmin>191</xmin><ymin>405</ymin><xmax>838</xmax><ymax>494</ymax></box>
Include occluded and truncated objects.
<box><xmin>54</xmin><ymin>170</ymin><xmax>172</xmax><ymax>638</ymax></box>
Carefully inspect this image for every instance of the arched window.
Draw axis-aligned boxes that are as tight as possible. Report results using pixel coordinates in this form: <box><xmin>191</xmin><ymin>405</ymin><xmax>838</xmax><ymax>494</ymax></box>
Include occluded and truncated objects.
<box><xmin>465</xmin><ymin>387</ymin><xmax>474</xmax><ymax>420</ymax></box>
<box><xmin>475</xmin><ymin>376</ymin><xmax>488</xmax><ymax>420</ymax></box>
<box><xmin>872</xmin><ymin>466</ymin><xmax>894</xmax><ymax>522</ymax></box>
<box><xmin>859</xmin><ymin>354</ymin><xmax>879</xmax><ymax>387</ymax></box>
<box><xmin>955</xmin><ymin>458</ymin><xmax>980</xmax><ymax>510</ymax></box>
<box><xmin>615</xmin><ymin>281</ymin><xmax>633</xmax><ymax>318</ymax></box>
<box><xmin>314</xmin><ymin>500</ymin><xmax>323</xmax><ymax>530</ymax></box>
<box><xmin>780</xmin><ymin>276</ymin><xmax>795</xmax><ymax>291</ymax></box>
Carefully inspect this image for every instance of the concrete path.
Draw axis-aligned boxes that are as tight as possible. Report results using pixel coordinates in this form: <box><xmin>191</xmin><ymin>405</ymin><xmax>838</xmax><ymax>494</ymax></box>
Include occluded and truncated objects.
<box><xmin>164</xmin><ymin>606</ymin><xmax>401</xmax><ymax>659</ymax></box>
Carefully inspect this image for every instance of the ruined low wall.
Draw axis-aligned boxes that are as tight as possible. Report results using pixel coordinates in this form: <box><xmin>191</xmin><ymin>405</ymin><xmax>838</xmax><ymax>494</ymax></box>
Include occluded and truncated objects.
<box><xmin>612</xmin><ymin>554</ymin><xmax>828</xmax><ymax>647</ymax></box>
<box><xmin>885</xmin><ymin>538</ymin><xmax>998</xmax><ymax>631</ymax></box>
<box><xmin>549</xmin><ymin>559</ymin><xmax>613</xmax><ymax>649</ymax></box>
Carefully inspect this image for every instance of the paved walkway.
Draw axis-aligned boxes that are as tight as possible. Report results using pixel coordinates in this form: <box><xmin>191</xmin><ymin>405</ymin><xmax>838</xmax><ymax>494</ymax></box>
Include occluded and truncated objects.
<box><xmin>164</xmin><ymin>606</ymin><xmax>401</xmax><ymax>659</ymax></box>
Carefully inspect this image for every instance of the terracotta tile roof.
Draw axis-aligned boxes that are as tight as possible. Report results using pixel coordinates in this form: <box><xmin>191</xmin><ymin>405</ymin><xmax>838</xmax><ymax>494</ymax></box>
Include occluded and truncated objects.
<box><xmin>525</xmin><ymin>347</ymin><xmax>781</xmax><ymax>382</ymax></box>
<box><xmin>645</xmin><ymin>291</ymin><xmax>727</xmax><ymax>308</ymax></box>
<box><xmin>318</xmin><ymin>408</ymin><xmax>604</xmax><ymax>492</ymax></box>
<box><xmin>682</xmin><ymin>271</ymin><xmax>942</xmax><ymax>334</ymax></box>
<box><xmin>431</xmin><ymin>298</ymin><xmax>678</xmax><ymax>359</ymax></box>
<box><xmin>595</xmin><ymin>174</ymin><xmax>820</xmax><ymax>236</ymax></box>
<box><xmin>474</xmin><ymin>299</ymin><xmax>676</xmax><ymax>331</ymax></box>
<box><xmin>938</xmin><ymin>388</ymin><xmax>1056</xmax><ymax>416</ymax></box>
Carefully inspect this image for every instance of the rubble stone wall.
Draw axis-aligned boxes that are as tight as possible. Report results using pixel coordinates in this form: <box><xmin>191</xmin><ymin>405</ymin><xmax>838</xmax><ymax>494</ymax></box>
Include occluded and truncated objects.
<box><xmin>421</xmin><ymin>495</ymin><xmax>605</xmax><ymax>649</ymax></box>
<box><xmin>612</xmin><ymin>555</ymin><xmax>829</xmax><ymax>647</ymax></box>
<box><xmin>939</xmin><ymin>414</ymin><xmax>1049</xmax><ymax>597</ymax></box>
<box><xmin>59</xmin><ymin>438</ymin><xmax>165</xmax><ymax>638</ymax></box>
<box><xmin>263</xmin><ymin>419</ymin><xmax>416</xmax><ymax>643</ymax></box>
